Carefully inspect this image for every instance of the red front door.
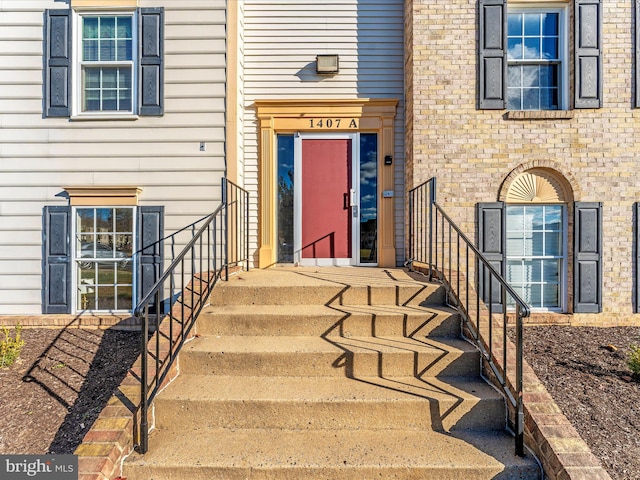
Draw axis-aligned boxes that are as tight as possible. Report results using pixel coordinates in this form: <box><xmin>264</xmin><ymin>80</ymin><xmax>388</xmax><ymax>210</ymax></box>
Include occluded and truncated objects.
<box><xmin>301</xmin><ymin>139</ymin><xmax>352</xmax><ymax>260</ymax></box>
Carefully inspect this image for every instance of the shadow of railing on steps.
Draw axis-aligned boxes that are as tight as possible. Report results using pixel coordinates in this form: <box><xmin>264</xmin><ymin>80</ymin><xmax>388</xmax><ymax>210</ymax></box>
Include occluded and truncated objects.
<box><xmin>308</xmin><ymin>276</ymin><xmax>470</xmax><ymax>435</ymax></box>
<box><xmin>133</xmin><ymin>178</ymin><xmax>249</xmax><ymax>454</ymax></box>
<box><xmin>408</xmin><ymin>177</ymin><xmax>530</xmax><ymax>457</ymax></box>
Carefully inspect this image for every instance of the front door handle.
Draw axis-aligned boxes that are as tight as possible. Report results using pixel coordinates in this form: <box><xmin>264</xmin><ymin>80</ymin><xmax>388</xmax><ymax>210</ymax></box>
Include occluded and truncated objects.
<box><xmin>350</xmin><ymin>189</ymin><xmax>358</xmax><ymax>218</ymax></box>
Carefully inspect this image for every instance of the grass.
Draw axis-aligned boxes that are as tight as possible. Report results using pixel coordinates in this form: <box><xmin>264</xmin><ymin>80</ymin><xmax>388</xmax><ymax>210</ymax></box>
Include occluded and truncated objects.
<box><xmin>0</xmin><ymin>325</ymin><xmax>25</xmax><ymax>368</ymax></box>
<box><xmin>628</xmin><ymin>344</ymin><xmax>640</xmax><ymax>377</ymax></box>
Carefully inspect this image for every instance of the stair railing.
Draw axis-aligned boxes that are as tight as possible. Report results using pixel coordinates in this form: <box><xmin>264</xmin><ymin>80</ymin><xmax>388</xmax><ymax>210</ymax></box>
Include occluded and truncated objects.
<box><xmin>408</xmin><ymin>177</ymin><xmax>529</xmax><ymax>457</ymax></box>
<box><xmin>133</xmin><ymin>178</ymin><xmax>249</xmax><ymax>453</ymax></box>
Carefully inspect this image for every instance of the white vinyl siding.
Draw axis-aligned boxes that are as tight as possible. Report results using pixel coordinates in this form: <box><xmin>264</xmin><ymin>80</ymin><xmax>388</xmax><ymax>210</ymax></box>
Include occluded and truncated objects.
<box><xmin>0</xmin><ymin>0</ymin><xmax>227</xmax><ymax>314</ymax></box>
<box><xmin>242</xmin><ymin>0</ymin><xmax>405</xmax><ymax>265</ymax></box>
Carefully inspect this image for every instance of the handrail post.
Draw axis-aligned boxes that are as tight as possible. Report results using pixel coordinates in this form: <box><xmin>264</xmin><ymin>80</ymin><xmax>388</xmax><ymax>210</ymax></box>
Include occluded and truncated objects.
<box><xmin>428</xmin><ymin>179</ymin><xmax>435</xmax><ymax>280</ymax></box>
<box><xmin>516</xmin><ymin>303</ymin><xmax>525</xmax><ymax>456</ymax></box>
<box><xmin>138</xmin><ymin>306</ymin><xmax>149</xmax><ymax>454</ymax></box>
<box><xmin>223</xmin><ymin>178</ymin><xmax>229</xmax><ymax>280</ymax></box>
<box><xmin>245</xmin><ymin>188</ymin><xmax>250</xmax><ymax>271</ymax></box>
<box><xmin>502</xmin><ymin>285</ymin><xmax>508</xmax><ymax>380</ymax></box>
<box><xmin>408</xmin><ymin>192</ymin><xmax>414</xmax><ymax>268</ymax></box>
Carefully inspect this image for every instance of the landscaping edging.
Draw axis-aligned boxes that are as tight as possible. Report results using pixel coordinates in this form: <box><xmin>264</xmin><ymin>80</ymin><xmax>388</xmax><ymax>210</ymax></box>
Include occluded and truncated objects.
<box><xmin>74</xmin><ymin>329</ymin><xmax>184</xmax><ymax>480</ymax></box>
<box><xmin>475</xmin><ymin>326</ymin><xmax>613</xmax><ymax>480</ymax></box>
<box><xmin>412</xmin><ymin>263</ymin><xmax>612</xmax><ymax>479</ymax></box>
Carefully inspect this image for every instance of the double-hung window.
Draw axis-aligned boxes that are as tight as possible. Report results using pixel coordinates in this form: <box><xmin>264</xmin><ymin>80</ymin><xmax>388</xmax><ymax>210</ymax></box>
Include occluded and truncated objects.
<box><xmin>506</xmin><ymin>205</ymin><xmax>565</xmax><ymax>310</ymax></box>
<box><xmin>74</xmin><ymin>207</ymin><xmax>135</xmax><ymax>312</ymax></box>
<box><xmin>478</xmin><ymin>198</ymin><xmax>602</xmax><ymax>315</ymax></box>
<box><xmin>78</xmin><ymin>14</ymin><xmax>135</xmax><ymax>113</ymax></box>
<box><xmin>43</xmin><ymin>204</ymin><xmax>164</xmax><ymax>315</ymax></box>
<box><xmin>507</xmin><ymin>9</ymin><xmax>566</xmax><ymax>110</ymax></box>
<box><xmin>478</xmin><ymin>0</ymin><xmax>601</xmax><ymax>110</ymax></box>
<box><xmin>44</xmin><ymin>7</ymin><xmax>163</xmax><ymax>118</ymax></box>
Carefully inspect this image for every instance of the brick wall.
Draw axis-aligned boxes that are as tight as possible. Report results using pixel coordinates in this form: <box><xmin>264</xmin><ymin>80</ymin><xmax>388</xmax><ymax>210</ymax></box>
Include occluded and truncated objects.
<box><xmin>406</xmin><ymin>0</ymin><xmax>640</xmax><ymax>325</ymax></box>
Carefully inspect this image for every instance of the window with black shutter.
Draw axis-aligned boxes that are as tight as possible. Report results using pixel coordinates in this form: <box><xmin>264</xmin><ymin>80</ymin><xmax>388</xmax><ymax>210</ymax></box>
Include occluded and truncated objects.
<box><xmin>43</xmin><ymin>206</ymin><xmax>72</xmax><ymax>314</ymax></box>
<box><xmin>478</xmin><ymin>199</ymin><xmax>582</xmax><ymax>313</ymax></box>
<box><xmin>43</xmin><ymin>8</ymin><xmax>164</xmax><ymax>118</ymax></box>
<box><xmin>42</xmin><ymin>205</ymin><xmax>163</xmax><ymax>314</ymax></box>
<box><xmin>478</xmin><ymin>0</ymin><xmax>602</xmax><ymax>110</ymax></box>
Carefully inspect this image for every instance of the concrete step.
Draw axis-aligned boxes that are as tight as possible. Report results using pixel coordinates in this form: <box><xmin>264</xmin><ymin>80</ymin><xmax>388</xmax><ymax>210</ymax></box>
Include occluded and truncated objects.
<box><xmin>179</xmin><ymin>335</ymin><xmax>480</xmax><ymax>378</ymax></box>
<box><xmin>196</xmin><ymin>304</ymin><xmax>461</xmax><ymax>338</ymax></box>
<box><xmin>208</xmin><ymin>268</ymin><xmax>445</xmax><ymax>307</ymax></box>
<box><xmin>124</xmin><ymin>427</ymin><xmax>541</xmax><ymax>480</ymax></box>
<box><xmin>153</xmin><ymin>374</ymin><xmax>506</xmax><ymax>432</ymax></box>
<box><xmin>121</xmin><ymin>267</ymin><xmax>541</xmax><ymax>480</ymax></box>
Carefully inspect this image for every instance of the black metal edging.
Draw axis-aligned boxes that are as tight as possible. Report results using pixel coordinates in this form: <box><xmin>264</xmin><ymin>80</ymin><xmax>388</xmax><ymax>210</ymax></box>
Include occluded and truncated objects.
<box><xmin>432</xmin><ymin>202</ymin><xmax>529</xmax><ymax>317</ymax></box>
<box><xmin>408</xmin><ymin>177</ymin><xmax>529</xmax><ymax>457</ymax></box>
<box><xmin>133</xmin><ymin>179</ymin><xmax>249</xmax><ymax>454</ymax></box>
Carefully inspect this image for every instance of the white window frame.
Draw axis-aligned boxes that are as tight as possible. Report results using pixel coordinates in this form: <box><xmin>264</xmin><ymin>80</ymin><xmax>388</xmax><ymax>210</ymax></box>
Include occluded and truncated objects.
<box><xmin>507</xmin><ymin>4</ymin><xmax>568</xmax><ymax>111</ymax></box>
<box><xmin>71</xmin><ymin>206</ymin><xmax>137</xmax><ymax>313</ymax></box>
<box><xmin>72</xmin><ymin>10</ymin><xmax>138</xmax><ymax>117</ymax></box>
<box><xmin>505</xmin><ymin>204</ymin><xmax>568</xmax><ymax>312</ymax></box>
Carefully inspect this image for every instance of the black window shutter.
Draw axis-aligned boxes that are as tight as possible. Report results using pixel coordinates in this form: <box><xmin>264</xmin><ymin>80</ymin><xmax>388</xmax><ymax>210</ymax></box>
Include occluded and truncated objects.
<box><xmin>574</xmin><ymin>202</ymin><xmax>602</xmax><ymax>313</ymax></box>
<box><xmin>478</xmin><ymin>0</ymin><xmax>507</xmax><ymax>109</ymax></box>
<box><xmin>137</xmin><ymin>206</ymin><xmax>164</xmax><ymax>311</ymax></box>
<box><xmin>42</xmin><ymin>206</ymin><xmax>71</xmax><ymax>313</ymax></box>
<box><xmin>636</xmin><ymin>0</ymin><xmax>640</xmax><ymax>108</ymax></box>
<box><xmin>575</xmin><ymin>0</ymin><xmax>603</xmax><ymax>108</ymax></box>
<box><xmin>477</xmin><ymin>202</ymin><xmax>506</xmax><ymax>310</ymax></box>
<box><xmin>44</xmin><ymin>9</ymin><xmax>71</xmax><ymax>117</ymax></box>
<box><xmin>139</xmin><ymin>8</ymin><xmax>164</xmax><ymax>116</ymax></box>
<box><xmin>635</xmin><ymin>203</ymin><xmax>640</xmax><ymax>312</ymax></box>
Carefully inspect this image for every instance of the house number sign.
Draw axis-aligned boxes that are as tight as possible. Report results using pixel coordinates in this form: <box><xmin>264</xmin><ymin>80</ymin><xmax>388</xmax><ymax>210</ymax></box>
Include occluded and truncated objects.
<box><xmin>307</xmin><ymin>118</ymin><xmax>359</xmax><ymax>129</ymax></box>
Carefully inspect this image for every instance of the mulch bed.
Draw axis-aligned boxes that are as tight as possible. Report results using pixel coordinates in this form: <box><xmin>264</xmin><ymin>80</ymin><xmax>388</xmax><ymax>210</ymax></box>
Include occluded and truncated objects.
<box><xmin>0</xmin><ymin>325</ymin><xmax>638</xmax><ymax>480</ymax></box>
<box><xmin>520</xmin><ymin>325</ymin><xmax>640</xmax><ymax>480</ymax></box>
<box><xmin>0</xmin><ymin>328</ymin><xmax>140</xmax><ymax>454</ymax></box>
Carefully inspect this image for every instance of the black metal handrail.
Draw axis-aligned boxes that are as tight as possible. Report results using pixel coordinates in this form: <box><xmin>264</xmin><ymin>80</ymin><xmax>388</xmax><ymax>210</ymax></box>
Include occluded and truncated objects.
<box><xmin>408</xmin><ymin>177</ymin><xmax>529</xmax><ymax>457</ymax></box>
<box><xmin>133</xmin><ymin>178</ymin><xmax>249</xmax><ymax>453</ymax></box>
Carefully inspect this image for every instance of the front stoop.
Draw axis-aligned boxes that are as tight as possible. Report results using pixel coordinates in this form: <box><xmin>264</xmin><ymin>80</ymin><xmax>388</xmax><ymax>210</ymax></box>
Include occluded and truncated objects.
<box><xmin>75</xmin><ymin>268</ymin><xmax>610</xmax><ymax>480</ymax></box>
<box><xmin>122</xmin><ymin>267</ymin><xmax>541</xmax><ymax>480</ymax></box>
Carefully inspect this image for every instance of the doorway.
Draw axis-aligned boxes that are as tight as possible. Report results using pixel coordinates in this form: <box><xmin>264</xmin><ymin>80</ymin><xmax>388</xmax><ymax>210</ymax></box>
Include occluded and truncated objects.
<box><xmin>276</xmin><ymin>133</ymin><xmax>378</xmax><ymax>266</ymax></box>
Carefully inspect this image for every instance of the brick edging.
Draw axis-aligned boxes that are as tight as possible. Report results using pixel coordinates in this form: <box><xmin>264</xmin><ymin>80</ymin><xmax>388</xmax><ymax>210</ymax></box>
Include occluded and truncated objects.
<box><xmin>74</xmin><ymin>327</ymin><xmax>185</xmax><ymax>480</ymax></box>
<box><xmin>74</xmin><ymin>271</ymin><xmax>223</xmax><ymax>480</ymax></box>
<box><xmin>412</xmin><ymin>264</ymin><xmax>611</xmax><ymax>479</ymax></box>
<box><xmin>0</xmin><ymin>315</ymin><xmax>140</xmax><ymax>330</ymax></box>
<box><xmin>74</xmin><ymin>379</ymin><xmax>137</xmax><ymax>480</ymax></box>
<box><xmin>477</xmin><ymin>330</ymin><xmax>612</xmax><ymax>480</ymax></box>
<box><xmin>520</xmin><ymin>363</ymin><xmax>612</xmax><ymax>479</ymax></box>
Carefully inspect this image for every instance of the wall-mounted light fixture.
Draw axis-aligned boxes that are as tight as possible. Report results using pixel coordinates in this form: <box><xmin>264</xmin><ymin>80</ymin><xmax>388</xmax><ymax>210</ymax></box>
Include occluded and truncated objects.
<box><xmin>316</xmin><ymin>54</ymin><xmax>339</xmax><ymax>74</ymax></box>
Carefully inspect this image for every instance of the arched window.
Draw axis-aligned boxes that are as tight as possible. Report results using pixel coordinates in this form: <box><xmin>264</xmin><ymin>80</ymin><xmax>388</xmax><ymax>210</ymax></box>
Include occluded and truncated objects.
<box><xmin>504</xmin><ymin>169</ymin><xmax>570</xmax><ymax>310</ymax></box>
<box><xmin>479</xmin><ymin>167</ymin><xmax>602</xmax><ymax>314</ymax></box>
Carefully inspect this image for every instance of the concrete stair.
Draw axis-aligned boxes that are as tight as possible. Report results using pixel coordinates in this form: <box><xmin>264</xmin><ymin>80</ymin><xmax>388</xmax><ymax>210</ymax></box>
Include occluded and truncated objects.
<box><xmin>123</xmin><ymin>267</ymin><xmax>541</xmax><ymax>479</ymax></box>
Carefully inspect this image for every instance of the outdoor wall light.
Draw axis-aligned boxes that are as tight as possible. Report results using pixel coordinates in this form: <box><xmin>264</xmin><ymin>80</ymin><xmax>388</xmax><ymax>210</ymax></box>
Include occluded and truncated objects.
<box><xmin>316</xmin><ymin>54</ymin><xmax>339</xmax><ymax>74</ymax></box>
